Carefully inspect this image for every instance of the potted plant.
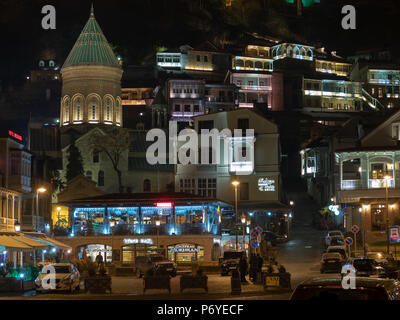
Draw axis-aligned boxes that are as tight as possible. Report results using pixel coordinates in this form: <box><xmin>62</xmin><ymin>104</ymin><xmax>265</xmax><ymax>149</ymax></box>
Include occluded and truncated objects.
<box><xmin>143</xmin><ymin>267</ymin><xmax>171</xmax><ymax>294</ymax></box>
<box><xmin>180</xmin><ymin>264</ymin><xmax>208</xmax><ymax>293</ymax></box>
<box><xmin>262</xmin><ymin>263</ymin><xmax>291</xmax><ymax>291</ymax></box>
<box><xmin>83</xmin><ymin>260</ymin><xmax>112</xmax><ymax>294</ymax></box>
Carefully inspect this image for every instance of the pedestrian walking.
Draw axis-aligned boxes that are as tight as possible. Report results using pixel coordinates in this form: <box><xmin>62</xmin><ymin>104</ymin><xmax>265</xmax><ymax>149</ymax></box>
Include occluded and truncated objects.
<box><xmin>239</xmin><ymin>253</ymin><xmax>248</xmax><ymax>283</ymax></box>
<box><xmin>95</xmin><ymin>252</ymin><xmax>104</xmax><ymax>268</ymax></box>
<box><xmin>249</xmin><ymin>254</ymin><xmax>257</xmax><ymax>282</ymax></box>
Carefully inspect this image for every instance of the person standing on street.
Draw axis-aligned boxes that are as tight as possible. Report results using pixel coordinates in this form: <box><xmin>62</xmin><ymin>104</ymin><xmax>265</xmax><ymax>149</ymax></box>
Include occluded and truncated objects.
<box><xmin>95</xmin><ymin>252</ymin><xmax>104</xmax><ymax>268</ymax></box>
<box><xmin>239</xmin><ymin>253</ymin><xmax>248</xmax><ymax>283</ymax></box>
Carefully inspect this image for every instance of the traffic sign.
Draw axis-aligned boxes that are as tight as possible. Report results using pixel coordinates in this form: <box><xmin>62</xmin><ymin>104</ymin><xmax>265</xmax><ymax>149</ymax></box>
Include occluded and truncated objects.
<box><xmin>250</xmin><ymin>240</ymin><xmax>259</xmax><ymax>248</ymax></box>
<box><xmin>255</xmin><ymin>226</ymin><xmax>263</xmax><ymax>234</ymax></box>
<box><xmin>250</xmin><ymin>229</ymin><xmax>259</xmax><ymax>239</ymax></box>
<box><xmin>390</xmin><ymin>226</ymin><xmax>400</xmax><ymax>243</ymax></box>
<box><xmin>351</xmin><ymin>225</ymin><xmax>359</xmax><ymax>234</ymax></box>
<box><xmin>345</xmin><ymin>237</ymin><xmax>353</xmax><ymax>246</ymax></box>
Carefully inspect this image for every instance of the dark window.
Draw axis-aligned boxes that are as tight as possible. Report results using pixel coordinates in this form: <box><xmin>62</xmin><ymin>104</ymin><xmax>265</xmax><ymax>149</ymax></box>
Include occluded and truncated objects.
<box><xmin>204</xmin><ymin>56</ymin><xmax>208</xmax><ymax>62</ymax></box>
<box><xmin>143</xmin><ymin>179</ymin><xmax>151</xmax><ymax>192</ymax></box>
<box><xmin>98</xmin><ymin>171</ymin><xmax>104</xmax><ymax>187</ymax></box>
<box><xmin>194</xmin><ymin>105</ymin><xmax>200</xmax><ymax>112</ymax></box>
<box><xmin>93</xmin><ymin>150</ymin><xmax>99</xmax><ymax>163</ymax></box>
<box><xmin>184</xmin><ymin>105</ymin><xmax>191</xmax><ymax>112</ymax></box>
<box><xmin>86</xmin><ymin>171</ymin><xmax>92</xmax><ymax>180</ymax></box>
<box><xmin>174</xmin><ymin>104</ymin><xmax>181</xmax><ymax>112</ymax></box>
<box><xmin>197</xmin><ymin>55</ymin><xmax>201</xmax><ymax>62</ymax></box>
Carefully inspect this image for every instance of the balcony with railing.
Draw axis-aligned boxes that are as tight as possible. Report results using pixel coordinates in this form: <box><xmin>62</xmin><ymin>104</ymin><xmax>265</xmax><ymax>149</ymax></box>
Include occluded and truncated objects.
<box><xmin>0</xmin><ymin>217</ymin><xmax>16</xmax><ymax>232</ymax></box>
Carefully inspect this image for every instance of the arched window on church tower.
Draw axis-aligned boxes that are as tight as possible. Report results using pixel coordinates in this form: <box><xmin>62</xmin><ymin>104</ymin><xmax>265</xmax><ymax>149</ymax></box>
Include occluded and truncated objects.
<box><xmin>92</xmin><ymin>105</ymin><xmax>96</xmax><ymax>120</ymax></box>
<box><xmin>65</xmin><ymin>100</ymin><xmax>70</xmax><ymax>123</ymax></box>
<box><xmin>74</xmin><ymin>98</ymin><xmax>82</xmax><ymax>121</ymax></box>
<box><xmin>105</xmin><ymin>98</ymin><xmax>113</xmax><ymax>122</ymax></box>
<box><xmin>116</xmin><ymin>99</ymin><xmax>120</xmax><ymax>124</ymax></box>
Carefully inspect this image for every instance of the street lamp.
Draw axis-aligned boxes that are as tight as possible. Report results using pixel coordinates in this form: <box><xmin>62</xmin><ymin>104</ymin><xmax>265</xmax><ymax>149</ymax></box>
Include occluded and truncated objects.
<box><xmin>385</xmin><ymin>175</ymin><xmax>391</xmax><ymax>254</ymax></box>
<box><xmin>241</xmin><ymin>214</ymin><xmax>246</xmax><ymax>251</ymax></box>
<box><xmin>155</xmin><ymin>217</ymin><xmax>161</xmax><ymax>253</ymax></box>
<box><xmin>289</xmin><ymin>200</ymin><xmax>294</xmax><ymax>206</ymax></box>
<box><xmin>232</xmin><ymin>180</ymin><xmax>240</xmax><ymax>250</ymax></box>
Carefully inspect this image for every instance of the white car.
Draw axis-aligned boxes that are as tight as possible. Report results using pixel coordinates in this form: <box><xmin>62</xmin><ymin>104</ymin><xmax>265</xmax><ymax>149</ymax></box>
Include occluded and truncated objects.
<box><xmin>35</xmin><ymin>263</ymin><xmax>80</xmax><ymax>293</ymax></box>
<box><xmin>327</xmin><ymin>245</ymin><xmax>348</xmax><ymax>259</ymax></box>
<box><xmin>325</xmin><ymin>230</ymin><xmax>344</xmax><ymax>247</ymax></box>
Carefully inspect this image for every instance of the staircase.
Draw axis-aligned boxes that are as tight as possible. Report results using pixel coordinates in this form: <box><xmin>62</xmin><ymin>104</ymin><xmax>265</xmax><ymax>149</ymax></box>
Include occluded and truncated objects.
<box><xmin>362</xmin><ymin>88</ymin><xmax>384</xmax><ymax>110</ymax></box>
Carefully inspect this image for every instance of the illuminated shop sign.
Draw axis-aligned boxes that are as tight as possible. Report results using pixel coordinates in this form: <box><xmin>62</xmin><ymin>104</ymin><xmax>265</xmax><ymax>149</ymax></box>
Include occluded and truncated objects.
<box><xmin>156</xmin><ymin>202</ymin><xmax>172</xmax><ymax>208</ymax></box>
<box><xmin>8</xmin><ymin>130</ymin><xmax>22</xmax><ymax>141</ymax></box>
<box><xmin>258</xmin><ymin>178</ymin><xmax>275</xmax><ymax>192</ymax></box>
<box><xmin>123</xmin><ymin>238</ymin><xmax>153</xmax><ymax>245</ymax></box>
<box><xmin>170</xmin><ymin>244</ymin><xmax>200</xmax><ymax>253</ymax></box>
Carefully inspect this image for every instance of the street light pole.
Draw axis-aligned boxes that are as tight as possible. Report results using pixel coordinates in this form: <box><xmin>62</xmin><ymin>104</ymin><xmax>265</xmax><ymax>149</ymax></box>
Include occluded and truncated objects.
<box><xmin>241</xmin><ymin>214</ymin><xmax>246</xmax><ymax>252</ymax></box>
<box><xmin>232</xmin><ymin>180</ymin><xmax>240</xmax><ymax>250</ymax></box>
<box><xmin>385</xmin><ymin>176</ymin><xmax>390</xmax><ymax>254</ymax></box>
<box><xmin>156</xmin><ymin>217</ymin><xmax>161</xmax><ymax>253</ymax></box>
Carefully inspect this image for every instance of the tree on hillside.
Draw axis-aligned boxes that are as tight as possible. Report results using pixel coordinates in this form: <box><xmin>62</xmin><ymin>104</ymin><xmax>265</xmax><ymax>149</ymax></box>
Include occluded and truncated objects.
<box><xmin>89</xmin><ymin>128</ymin><xmax>130</xmax><ymax>193</ymax></box>
<box><xmin>65</xmin><ymin>139</ymin><xmax>84</xmax><ymax>182</ymax></box>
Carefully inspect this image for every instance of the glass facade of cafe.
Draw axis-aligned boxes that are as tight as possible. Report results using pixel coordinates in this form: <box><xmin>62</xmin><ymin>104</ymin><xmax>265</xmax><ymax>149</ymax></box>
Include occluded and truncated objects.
<box><xmin>70</xmin><ymin>202</ymin><xmax>223</xmax><ymax>237</ymax></box>
<box><xmin>58</xmin><ymin>196</ymin><xmax>229</xmax><ymax>264</ymax></box>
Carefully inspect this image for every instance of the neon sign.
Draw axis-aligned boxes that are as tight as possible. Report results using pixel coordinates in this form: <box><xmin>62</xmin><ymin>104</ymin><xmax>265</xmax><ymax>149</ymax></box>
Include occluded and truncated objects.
<box><xmin>8</xmin><ymin>130</ymin><xmax>22</xmax><ymax>141</ymax></box>
<box><xmin>123</xmin><ymin>238</ymin><xmax>153</xmax><ymax>245</ymax></box>
<box><xmin>156</xmin><ymin>202</ymin><xmax>172</xmax><ymax>208</ymax></box>
<box><xmin>258</xmin><ymin>178</ymin><xmax>275</xmax><ymax>192</ymax></box>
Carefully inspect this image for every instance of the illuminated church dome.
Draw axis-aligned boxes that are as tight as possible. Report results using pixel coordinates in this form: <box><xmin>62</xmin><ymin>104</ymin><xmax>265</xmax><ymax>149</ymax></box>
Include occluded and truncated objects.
<box><xmin>60</xmin><ymin>5</ymin><xmax>123</xmax><ymax>128</ymax></box>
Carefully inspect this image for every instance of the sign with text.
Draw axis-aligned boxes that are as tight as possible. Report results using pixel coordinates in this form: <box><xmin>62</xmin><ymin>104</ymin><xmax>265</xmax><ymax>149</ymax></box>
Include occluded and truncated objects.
<box><xmin>390</xmin><ymin>226</ymin><xmax>400</xmax><ymax>243</ymax></box>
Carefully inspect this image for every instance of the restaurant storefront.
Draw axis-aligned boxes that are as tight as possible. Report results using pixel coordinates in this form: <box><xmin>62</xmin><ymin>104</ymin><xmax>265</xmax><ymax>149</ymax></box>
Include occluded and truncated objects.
<box><xmin>167</xmin><ymin>243</ymin><xmax>204</xmax><ymax>263</ymax></box>
<box><xmin>56</xmin><ymin>192</ymin><xmax>230</xmax><ymax>264</ymax></box>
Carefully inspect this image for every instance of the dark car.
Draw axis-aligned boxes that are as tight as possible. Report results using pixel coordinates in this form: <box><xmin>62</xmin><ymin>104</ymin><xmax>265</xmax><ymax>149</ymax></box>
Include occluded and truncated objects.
<box><xmin>347</xmin><ymin>257</ymin><xmax>387</xmax><ymax>278</ymax></box>
<box><xmin>135</xmin><ymin>254</ymin><xmax>177</xmax><ymax>278</ymax></box>
<box><xmin>291</xmin><ymin>277</ymin><xmax>400</xmax><ymax>300</ymax></box>
<box><xmin>320</xmin><ymin>252</ymin><xmax>345</xmax><ymax>273</ymax></box>
<box><xmin>154</xmin><ymin>261</ymin><xmax>177</xmax><ymax>277</ymax></box>
<box><xmin>219</xmin><ymin>251</ymin><xmax>245</xmax><ymax>276</ymax></box>
<box><xmin>262</xmin><ymin>231</ymin><xmax>278</xmax><ymax>246</ymax></box>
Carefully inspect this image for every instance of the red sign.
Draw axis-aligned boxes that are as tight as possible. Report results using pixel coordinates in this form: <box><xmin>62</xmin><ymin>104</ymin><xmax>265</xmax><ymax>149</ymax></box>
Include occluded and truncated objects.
<box><xmin>8</xmin><ymin>130</ymin><xmax>22</xmax><ymax>141</ymax></box>
<box><xmin>156</xmin><ymin>202</ymin><xmax>172</xmax><ymax>208</ymax></box>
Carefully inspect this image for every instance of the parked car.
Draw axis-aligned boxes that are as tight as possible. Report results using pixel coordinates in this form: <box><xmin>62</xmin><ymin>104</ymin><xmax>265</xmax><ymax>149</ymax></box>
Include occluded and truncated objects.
<box><xmin>154</xmin><ymin>261</ymin><xmax>177</xmax><ymax>277</ymax></box>
<box><xmin>325</xmin><ymin>230</ymin><xmax>344</xmax><ymax>247</ymax></box>
<box><xmin>326</xmin><ymin>245</ymin><xmax>347</xmax><ymax>259</ymax></box>
<box><xmin>35</xmin><ymin>263</ymin><xmax>80</xmax><ymax>293</ymax></box>
<box><xmin>347</xmin><ymin>257</ymin><xmax>387</xmax><ymax>278</ymax></box>
<box><xmin>329</xmin><ymin>236</ymin><xmax>345</xmax><ymax>246</ymax></box>
<box><xmin>262</xmin><ymin>231</ymin><xmax>278</xmax><ymax>246</ymax></box>
<box><xmin>320</xmin><ymin>252</ymin><xmax>345</xmax><ymax>273</ymax></box>
<box><xmin>291</xmin><ymin>277</ymin><xmax>400</xmax><ymax>300</ymax></box>
<box><xmin>219</xmin><ymin>251</ymin><xmax>245</xmax><ymax>276</ymax></box>
<box><xmin>135</xmin><ymin>254</ymin><xmax>177</xmax><ymax>278</ymax></box>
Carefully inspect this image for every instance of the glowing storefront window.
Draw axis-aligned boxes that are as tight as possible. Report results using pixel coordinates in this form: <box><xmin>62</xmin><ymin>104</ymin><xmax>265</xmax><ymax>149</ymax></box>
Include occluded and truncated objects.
<box><xmin>168</xmin><ymin>244</ymin><xmax>204</xmax><ymax>263</ymax></box>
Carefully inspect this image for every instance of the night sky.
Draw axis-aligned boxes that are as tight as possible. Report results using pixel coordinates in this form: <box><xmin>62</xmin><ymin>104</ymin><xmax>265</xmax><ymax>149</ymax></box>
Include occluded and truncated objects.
<box><xmin>0</xmin><ymin>0</ymin><xmax>399</xmax><ymax>85</ymax></box>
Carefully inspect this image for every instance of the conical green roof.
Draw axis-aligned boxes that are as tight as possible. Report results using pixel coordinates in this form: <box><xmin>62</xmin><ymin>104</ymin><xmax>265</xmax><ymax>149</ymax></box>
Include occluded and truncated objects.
<box><xmin>62</xmin><ymin>8</ymin><xmax>120</xmax><ymax>69</ymax></box>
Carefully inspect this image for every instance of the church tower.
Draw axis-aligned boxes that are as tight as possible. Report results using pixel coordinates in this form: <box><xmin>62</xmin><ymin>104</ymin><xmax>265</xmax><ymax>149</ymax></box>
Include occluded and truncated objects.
<box><xmin>60</xmin><ymin>6</ymin><xmax>123</xmax><ymax>130</ymax></box>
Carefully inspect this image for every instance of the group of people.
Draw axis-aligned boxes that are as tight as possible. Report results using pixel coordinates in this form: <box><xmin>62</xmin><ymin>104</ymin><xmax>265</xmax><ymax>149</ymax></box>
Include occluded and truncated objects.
<box><xmin>236</xmin><ymin>253</ymin><xmax>264</xmax><ymax>284</ymax></box>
